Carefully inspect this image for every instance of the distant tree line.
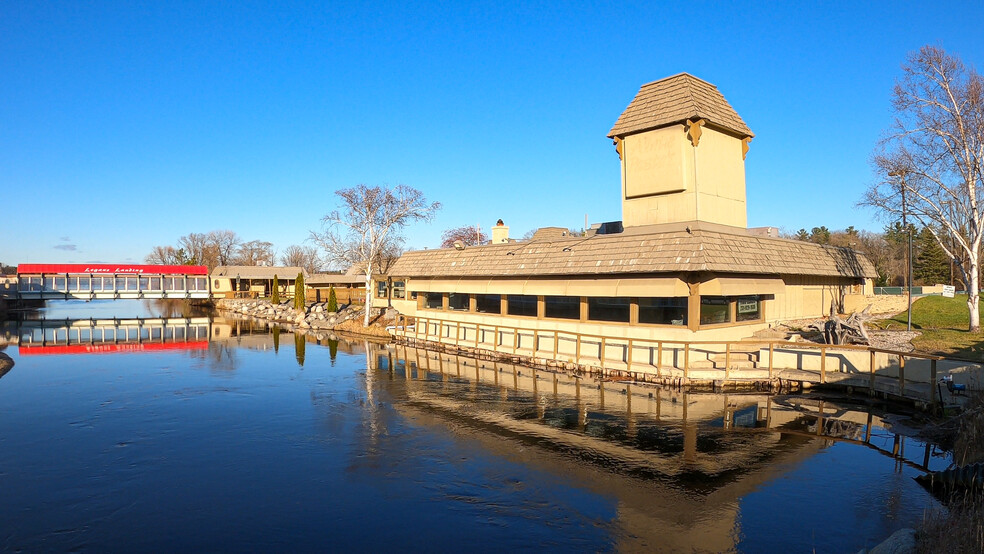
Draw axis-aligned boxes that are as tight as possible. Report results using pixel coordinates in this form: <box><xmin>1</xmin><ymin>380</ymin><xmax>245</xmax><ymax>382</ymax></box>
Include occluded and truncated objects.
<box><xmin>146</xmin><ymin>230</ymin><xmax>322</xmax><ymax>273</ymax></box>
<box><xmin>787</xmin><ymin>224</ymin><xmax>954</xmax><ymax>288</ymax></box>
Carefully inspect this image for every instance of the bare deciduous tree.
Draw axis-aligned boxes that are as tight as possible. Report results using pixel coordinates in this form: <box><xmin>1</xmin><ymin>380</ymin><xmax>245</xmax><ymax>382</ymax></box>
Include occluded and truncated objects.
<box><xmin>862</xmin><ymin>46</ymin><xmax>984</xmax><ymax>331</ymax></box>
<box><xmin>281</xmin><ymin>245</ymin><xmax>322</xmax><ymax>274</ymax></box>
<box><xmin>235</xmin><ymin>240</ymin><xmax>276</xmax><ymax>266</ymax></box>
<box><xmin>145</xmin><ymin>245</ymin><xmax>187</xmax><ymax>265</ymax></box>
<box><xmin>440</xmin><ymin>225</ymin><xmax>487</xmax><ymax>248</ymax></box>
<box><xmin>208</xmin><ymin>230</ymin><xmax>241</xmax><ymax>266</ymax></box>
<box><xmin>178</xmin><ymin>232</ymin><xmax>219</xmax><ymax>268</ymax></box>
<box><xmin>311</xmin><ymin>184</ymin><xmax>440</xmax><ymax>325</ymax></box>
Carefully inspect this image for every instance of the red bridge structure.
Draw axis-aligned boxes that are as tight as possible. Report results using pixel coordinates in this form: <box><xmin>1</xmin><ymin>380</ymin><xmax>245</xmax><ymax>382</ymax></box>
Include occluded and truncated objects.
<box><xmin>6</xmin><ymin>264</ymin><xmax>210</xmax><ymax>300</ymax></box>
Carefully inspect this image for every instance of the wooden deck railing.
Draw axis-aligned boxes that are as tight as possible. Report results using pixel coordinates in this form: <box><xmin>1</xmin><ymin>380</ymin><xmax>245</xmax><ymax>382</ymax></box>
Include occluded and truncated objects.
<box><xmin>392</xmin><ymin>315</ymin><xmax>960</xmax><ymax>409</ymax></box>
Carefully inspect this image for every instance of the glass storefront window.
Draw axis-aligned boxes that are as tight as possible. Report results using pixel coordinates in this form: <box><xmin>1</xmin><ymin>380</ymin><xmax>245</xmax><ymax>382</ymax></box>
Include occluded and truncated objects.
<box><xmin>639</xmin><ymin>297</ymin><xmax>687</xmax><ymax>325</ymax></box>
<box><xmin>700</xmin><ymin>296</ymin><xmax>731</xmax><ymax>325</ymax></box>
<box><xmin>448</xmin><ymin>293</ymin><xmax>469</xmax><ymax>311</ymax></box>
<box><xmin>736</xmin><ymin>296</ymin><xmax>762</xmax><ymax>322</ymax></box>
<box><xmin>544</xmin><ymin>296</ymin><xmax>580</xmax><ymax>319</ymax></box>
<box><xmin>475</xmin><ymin>294</ymin><xmax>501</xmax><ymax>314</ymax></box>
<box><xmin>424</xmin><ymin>292</ymin><xmax>444</xmax><ymax>310</ymax></box>
<box><xmin>587</xmin><ymin>297</ymin><xmax>630</xmax><ymax>322</ymax></box>
<box><xmin>506</xmin><ymin>295</ymin><xmax>537</xmax><ymax>317</ymax></box>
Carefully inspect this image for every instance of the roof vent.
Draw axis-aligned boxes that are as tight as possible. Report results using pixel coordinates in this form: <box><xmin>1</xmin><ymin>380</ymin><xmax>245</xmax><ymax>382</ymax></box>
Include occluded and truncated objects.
<box><xmin>596</xmin><ymin>221</ymin><xmax>624</xmax><ymax>235</ymax></box>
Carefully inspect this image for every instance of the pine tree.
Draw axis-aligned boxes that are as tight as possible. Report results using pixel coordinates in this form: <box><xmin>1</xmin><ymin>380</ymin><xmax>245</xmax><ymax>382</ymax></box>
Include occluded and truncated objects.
<box><xmin>272</xmin><ymin>274</ymin><xmax>280</xmax><ymax>303</ymax></box>
<box><xmin>294</xmin><ymin>272</ymin><xmax>305</xmax><ymax>310</ymax></box>
<box><xmin>327</xmin><ymin>285</ymin><xmax>338</xmax><ymax>313</ymax></box>
<box><xmin>914</xmin><ymin>227</ymin><xmax>950</xmax><ymax>285</ymax></box>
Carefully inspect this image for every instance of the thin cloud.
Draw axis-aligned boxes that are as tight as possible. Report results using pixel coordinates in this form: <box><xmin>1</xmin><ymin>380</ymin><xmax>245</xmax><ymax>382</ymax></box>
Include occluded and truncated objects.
<box><xmin>54</xmin><ymin>244</ymin><xmax>77</xmax><ymax>251</ymax></box>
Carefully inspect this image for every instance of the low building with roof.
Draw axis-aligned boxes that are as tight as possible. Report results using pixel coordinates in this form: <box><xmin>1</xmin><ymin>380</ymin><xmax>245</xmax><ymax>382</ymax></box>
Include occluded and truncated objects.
<box><xmin>211</xmin><ymin>266</ymin><xmax>305</xmax><ymax>299</ymax></box>
<box><xmin>379</xmin><ymin>73</ymin><xmax>875</xmax><ymax>342</ymax></box>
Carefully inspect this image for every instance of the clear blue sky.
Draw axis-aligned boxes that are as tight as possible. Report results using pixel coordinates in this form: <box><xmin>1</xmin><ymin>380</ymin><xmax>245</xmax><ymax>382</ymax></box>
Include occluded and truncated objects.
<box><xmin>3</xmin><ymin>1</ymin><xmax>982</xmax><ymax>266</ymax></box>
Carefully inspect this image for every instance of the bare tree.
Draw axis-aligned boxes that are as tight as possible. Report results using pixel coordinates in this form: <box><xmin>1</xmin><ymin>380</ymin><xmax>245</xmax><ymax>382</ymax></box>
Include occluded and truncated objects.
<box><xmin>861</xmin><ymin>46</ymin><xmax>984</xmax><ymax>330</ymax></box>
<box><xmin>311</xmin><ymin>184</ymin><xmax>440</xmax><ymax>325</ymax></box>
<box><xmin>235</xmin><ymin>240</ymin><xmax>276</xmax><ymax>266</ymax></box>
<box><xmin>145</xmin><ymin>245</ymin><xmax>187</xmax><ymax>265</ymax></box>
<box><xmin>178</xmin><ymin>233</ymin><xmax>220</xmax><ymax>268</ymax></box>
<box><xmin>281</xmin><ymin>245</ymin><xmax>322</xmax><ymax>274</ymax></box>
<box><xmin>208</xmin><ymin>230</ymin><xmax>241</xmax><ymax>266</ymax></box>
<box><xmin>440</xmin><ymin>225</ymin><xmax>487</xmax><ymax>248</ymax></box>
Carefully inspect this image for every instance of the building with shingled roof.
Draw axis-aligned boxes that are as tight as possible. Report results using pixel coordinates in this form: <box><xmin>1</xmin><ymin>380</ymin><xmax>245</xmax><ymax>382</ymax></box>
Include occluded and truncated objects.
<box><xmin>376</xmin><ymin>74</ymin><xmax>875</xmax><ymax>342</ymax></box>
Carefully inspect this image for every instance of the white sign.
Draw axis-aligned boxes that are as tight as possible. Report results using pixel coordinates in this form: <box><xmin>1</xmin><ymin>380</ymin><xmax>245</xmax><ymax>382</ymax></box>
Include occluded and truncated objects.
<box><xmin>943</xmin><ymin>285</ymin><xmax>956</xmax><ymax>298</ymax></box>
<box><xmin>737</xmin><ymin>299</ymin><xmax>759</xmax><ymax>314</ymax></box>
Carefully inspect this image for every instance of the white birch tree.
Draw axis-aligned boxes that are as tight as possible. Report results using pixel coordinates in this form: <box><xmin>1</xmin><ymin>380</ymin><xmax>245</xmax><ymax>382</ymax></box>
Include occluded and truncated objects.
<box><xmin>311</xmin><ymin>184</ymin><xmax>440</xmax><ymax>326</ymax></box>
<box><xmin>863</xmin><ymin>46</ymin><xmax>984</xmax><ymax>331</ymax></box>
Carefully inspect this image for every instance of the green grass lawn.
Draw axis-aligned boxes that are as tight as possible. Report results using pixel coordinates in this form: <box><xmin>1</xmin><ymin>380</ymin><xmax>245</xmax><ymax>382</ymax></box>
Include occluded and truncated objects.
<box><xmin>874</xmin><ymin>294</ymin><xmax>984</xmax><ymax>361</ymax></box>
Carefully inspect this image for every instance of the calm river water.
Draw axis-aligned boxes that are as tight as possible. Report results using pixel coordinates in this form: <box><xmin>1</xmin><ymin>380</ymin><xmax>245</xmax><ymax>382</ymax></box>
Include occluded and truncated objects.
<box><xmin>0</xmin><ymin>301</ymin><xmax>949</xmax><ymax>552</ymax></box>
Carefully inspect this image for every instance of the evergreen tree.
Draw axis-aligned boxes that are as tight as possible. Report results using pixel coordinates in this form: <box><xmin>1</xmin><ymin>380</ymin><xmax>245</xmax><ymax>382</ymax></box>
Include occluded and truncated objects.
<box><xmin>272</xmin><ymin>274</ymin><xmax>280</xmax><ymax>303</ymax></box>
<box><xmin>272</xmin><ymin>325</ymin><xmax>280</xmax><ymax>353</ymax></box>
<box><xmin>794</xmin><ymin>229</ymin><xmax>810</xmax><ymax>241</ymax></box>
<box><xmin>327</xmin><ymin>338</ymin><xmax>339</xmax><ymax>366</ymax></box>
<box><xmin>294</xmin><ymin>272</ymin><xmax>305</xmax><ymax>310</ymax></box>
<box><xmin>294</xmin><ymin>333</ymin><xmax>305</xmax><ymax>367</ymax></box>
<box><xmin>327</xmin><ymin>285</ymin><xmax>338</xmax><ymax>312</ymax></box>
<box><xmin>809</xmin><ymin>226</ymin><xmax>831</xmax><ymax>244</ymax></box>
<box><xmin>914</xmin><ymin>227</ymin><xmax>950</xmax><ymax>285</ymax></box>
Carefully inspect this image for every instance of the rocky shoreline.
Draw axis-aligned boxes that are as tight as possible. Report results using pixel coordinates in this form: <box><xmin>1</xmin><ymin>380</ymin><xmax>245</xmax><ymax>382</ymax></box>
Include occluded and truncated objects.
<box><xmin>214</xmin><ymin>298</ymin><xmax>393</xmax><ymax>337</ymax></box>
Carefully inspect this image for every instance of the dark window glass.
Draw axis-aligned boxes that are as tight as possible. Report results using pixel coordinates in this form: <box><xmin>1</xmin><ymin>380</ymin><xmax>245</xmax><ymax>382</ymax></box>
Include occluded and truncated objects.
<box><xmin>639</xmin><ymin>297</ymin><xmax>688</xmax><ymax>325</ymax></box>
<box><xmin>376</xmin><ymin>281</ymin><xmax>387</xmax><ymax>298</ymax></box>
<box><xmin>736</xmin><ymin>296</ymin><xmax>762</xmax><ymax>322</ymax></box>
<box><xmin>392</xmin><ymin>281</ymin><xmax>406</xmax><ymax>299</ymax></box>
<box><xmin>424</xmin><ymin>292</ymin><xmax>443</xmax><ymax>310</ymax></box>
<box><xmin>507</xmin><ymin>295</ymin><xmax>537</xmax><ymax>317</ymax></box>
<box><xmin>476</xmin><ymin>294</ymin><xmax>501</xmax><ymax>314</ymax></box>
<box><xmin>544</xmin><ymin>296</ymin><xmax>580</xmax><ymax>319</ymax></box>
<box><xmin>139</xmin><ymin>277</ymin><xmax>149</xmax><ymax>291</ymax></box>
<box><xmin>700</xmin><ymin>296</ymin><xmax>731</xmax><ymax>325</ymax></box>
<box><xmin>588</xmin><ymin>297</ymin><xmax>630</xmax><ymax>322</ymax></box>
<box><xmin>448</xmin><ymin>293</ymin><xmax>469</xmax><ymax>311</ymax></box>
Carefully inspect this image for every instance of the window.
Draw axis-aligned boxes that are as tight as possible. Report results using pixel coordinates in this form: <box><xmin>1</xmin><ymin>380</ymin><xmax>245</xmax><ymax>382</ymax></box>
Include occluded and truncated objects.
<box><xmin>126</xmin><ymin>277</ymin><xmax>138</xmax><ymax>291</ymax></box>
<box><xmin>54</xmin><ymin>277</ymin><xmax>66</xmax><ymax>290</ymax></box>
<box><xmin>639</xmin><ymin>297</ymin><xmax>687</xmax><ymax>325</ymax></box>
<box><xmin>476</xmin><ymin>294</ymin><xmax>501</xmax><ymax>314</ymax></box>
<box><xmin>736</xmin><ymin>296</ymin><xmax>762</xmax><ymax>322</ymax></box>
<box><xmin>67</xmin><ymin>277</ymin><xmax>79</xmax><ymax>291</ymax></box>
<box><xmin>448</xmin><ymin>293</ymin><xmax>469</xmax><ymax>311</ymax></box>
<box><xmin>78</xmin><ymin>277</ymin><xmax>90</xmax><ymax>291</ymax></box>
<box><xmin>44</xmin><ymin>277</ymin><xmax>57</xmax><ymax>291</ymax></box>
<box><xmin>544</xmin><ymin>296</ymin><xmax>580</xmax><ymax>319</ymax></box>
<box><xmin>392</xmin><ymin>280</ymin><xmax>406</xmax><ymax>299</ymax></box>
<box><xmin>506</xmin><ymin>295</ymin><xmax>537</xmax><ymax>317</ymax></box>
<box><xmin>588</xmin><ymin>297</ymin><xmax>630</xmax><ymax>322</ymax></box>
<box><xmin>424</xmin><ymin>292</ymin><xmax>443</xmax><ymax>310</ymax></box>
<box><xmin>376</xmin><ymin>281</ymin><xmax>388</xmax><ymax>299</ymax></box>
<box><xmin>139</xmin><ymin>277</ymin><xmax>150</xmax><ymax>291</ymax></box>
<box><xmin>116</xmin><ymin>277</ymin><xmax>127</xmax><ymax>291</ymax></box>
<box><xmin>700</xmin><ymin>296</ymin><xmax>731</xmax><ymax>325</ymax></box>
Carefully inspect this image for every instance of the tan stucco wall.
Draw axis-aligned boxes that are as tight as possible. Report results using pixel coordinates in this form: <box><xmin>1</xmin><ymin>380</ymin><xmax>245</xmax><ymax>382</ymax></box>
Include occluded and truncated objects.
<box><xmin>384</xmin><ymin>273</ymin><xmax>870</xmax><ymax>343</ymax></box>
<box><xmin>621</xmin><ymin>125</ymin><xmax>747</xmax><ymax>228</ymax></box>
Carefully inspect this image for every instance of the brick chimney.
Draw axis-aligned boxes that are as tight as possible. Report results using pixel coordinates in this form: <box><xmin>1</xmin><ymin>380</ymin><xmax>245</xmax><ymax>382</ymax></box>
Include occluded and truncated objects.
<box><xmin>491</xmin><ymin>219</ymin><xmax>509</xmax><ymax>244</ymax></box>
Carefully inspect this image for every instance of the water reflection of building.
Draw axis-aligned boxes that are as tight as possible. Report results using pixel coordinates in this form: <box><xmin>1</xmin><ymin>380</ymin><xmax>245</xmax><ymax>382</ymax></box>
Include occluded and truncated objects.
<box><xmin>368</xmin><ymin>343</ymin><xmax>929</xmax><ymax>552</ymax></box>
<box><xmin>6</xmin><ymin>317</ymin><xmax>211</xmax><ymax>355</ymax></box>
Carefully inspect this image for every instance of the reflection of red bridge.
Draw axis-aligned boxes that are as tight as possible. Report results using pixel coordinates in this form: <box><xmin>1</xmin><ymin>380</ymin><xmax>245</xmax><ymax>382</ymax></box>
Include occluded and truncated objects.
<box><xmin>6</xmin><ymin>264</ymin><xmax>210</xmax><ymax>300</ymax></box>
<box><xmin>9</xmin><ymin>317</ymin><xmax>211</xmax><ymax>356</ymax></box>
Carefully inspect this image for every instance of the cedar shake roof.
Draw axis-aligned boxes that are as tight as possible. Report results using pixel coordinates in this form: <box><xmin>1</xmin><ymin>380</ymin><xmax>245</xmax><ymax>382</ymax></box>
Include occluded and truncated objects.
<box><xmin>388</xmin><ymin>226</ymin><xmax>875</xmax><ymax>280</ymax></box>
<box><xmin>608</xmin><ymin>73</ymin><xmax>753</xmax><ymax>139</ymax></box>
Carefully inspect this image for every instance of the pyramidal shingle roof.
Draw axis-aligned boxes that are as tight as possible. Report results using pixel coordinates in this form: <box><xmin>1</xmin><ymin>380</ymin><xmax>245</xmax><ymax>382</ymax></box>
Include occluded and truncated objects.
<box><xmin>388</xmin><ymin>227</ymin><xmax>875</xmax><ymax>280</ymax></box>
<box><xmin>608</xmin><ymin>73</ymin><xmax>753</xmax><ymax>139</ymax></box>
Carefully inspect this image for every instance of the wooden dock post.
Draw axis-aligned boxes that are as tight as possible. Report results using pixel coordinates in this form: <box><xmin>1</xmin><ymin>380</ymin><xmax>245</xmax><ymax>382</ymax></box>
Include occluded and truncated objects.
<box><xmin>684</xmin><ymin>343</ymin><xmax>690</xmax><ymax>379</ymax></box>
<box><xmin>930</xmin><ymin>359</ymin><xmax>938</xmax><ymax>410</ymax></box>
<box><xmin>768</xmin><ymin>342</ymin><xmax>774</xmax><ymax>380</ymax></box>
<box><xmin>898</xmin><ymin>354</ymin><xmax>905</xmax><ymax>395</ymax></box>
<box><xmin>820</xmin><ymin>346</ymin><xmax>826</xmax><ymax>384</ymax></box>
<box><xmin>869</xmin><ymin>350</ymin><xmax>877</xmax><ymax>395</ymax></box>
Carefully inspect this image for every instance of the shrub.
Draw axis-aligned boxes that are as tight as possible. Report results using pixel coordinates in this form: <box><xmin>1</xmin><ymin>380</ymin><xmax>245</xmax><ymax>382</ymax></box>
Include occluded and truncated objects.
<box><xmin>294</xmin><ymin>272</ymin><xmax>305</xmax><ymax>310</ymax></box>
<box><xmin>272</xmin><ymin>275</ymin><xmax>280</xmax><ymax>304</ymax></box>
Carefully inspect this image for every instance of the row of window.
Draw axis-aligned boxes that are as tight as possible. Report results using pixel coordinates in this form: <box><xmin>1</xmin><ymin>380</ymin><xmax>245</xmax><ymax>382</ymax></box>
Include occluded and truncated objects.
<box><xmin>416</xmin><ymin>292</ymin><xmax>763</xmax><ymax>326</ymax></box>
<box><xmin>20</xmin><ymin>324</ymin><xmax>210</xmax><ymax>343</ymax></box>
<box><xmin>18</xmin><ymin>276</ymin><xmax>209</xmax><ymax>293</ymax></box>
<box><xmin>376</xmin><ymin>280</ymin><xmax>406</xmax><ymax>299</ymax></box>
